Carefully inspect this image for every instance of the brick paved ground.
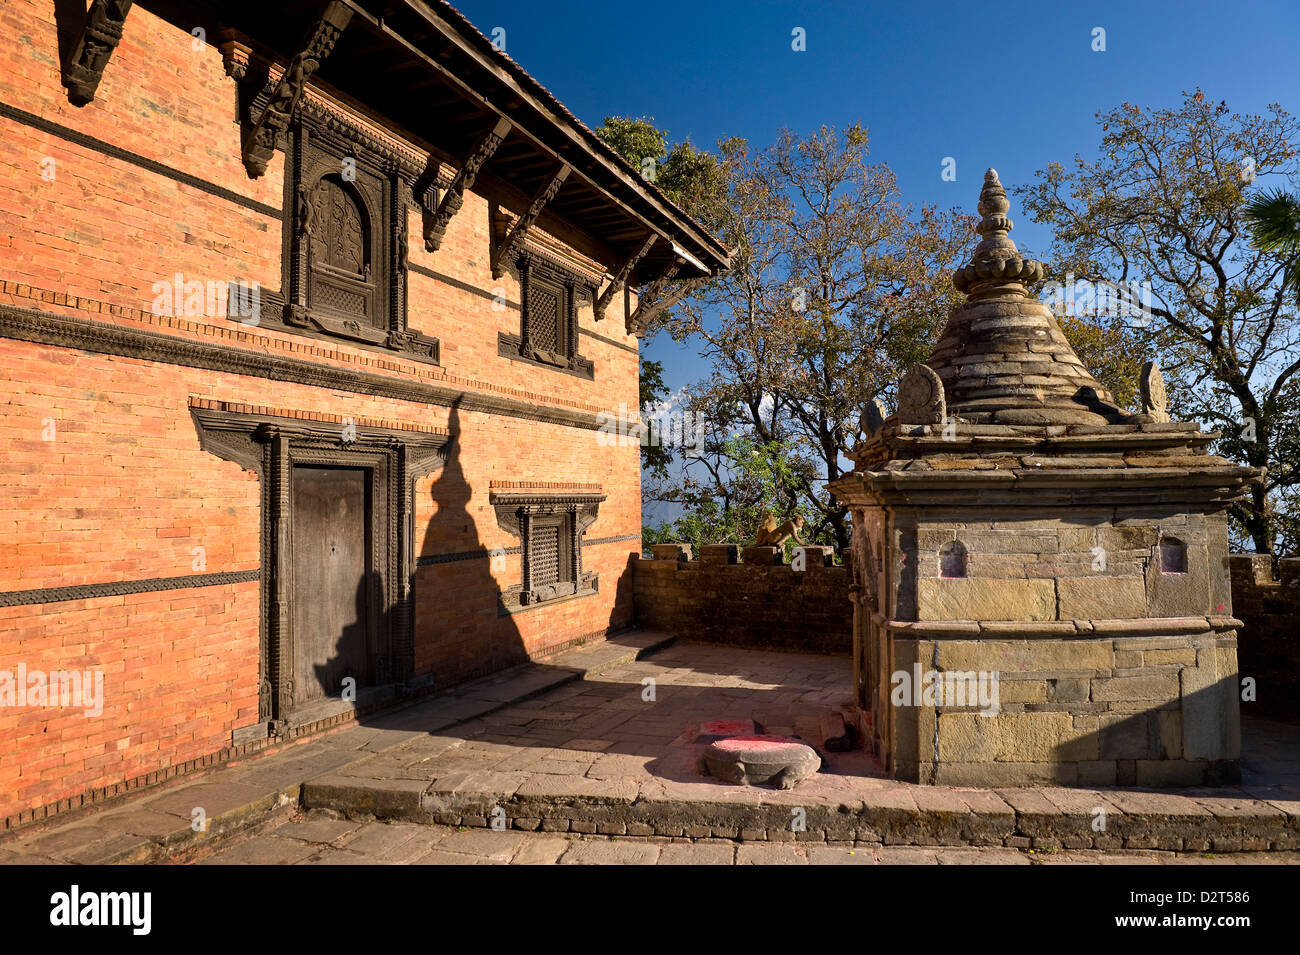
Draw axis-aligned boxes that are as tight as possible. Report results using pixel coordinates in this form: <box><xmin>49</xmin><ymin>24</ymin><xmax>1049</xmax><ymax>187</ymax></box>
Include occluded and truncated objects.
<box><xmin>197</xmin><ymin>813</ymin><xmax>1300</xmax><ymax>865</ymax></box>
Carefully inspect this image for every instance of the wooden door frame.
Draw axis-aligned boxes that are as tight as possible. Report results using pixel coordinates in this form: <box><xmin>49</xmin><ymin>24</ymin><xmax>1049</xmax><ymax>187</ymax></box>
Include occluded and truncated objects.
<box><xmin>190</xmin><ymin>406</ymin><xmax>451</xmax><ymax>736</ymax></box>
<box><xmin>283</xmin><ymin>450</ymin><xmax>389</xmax><ymax>716</ymax></box>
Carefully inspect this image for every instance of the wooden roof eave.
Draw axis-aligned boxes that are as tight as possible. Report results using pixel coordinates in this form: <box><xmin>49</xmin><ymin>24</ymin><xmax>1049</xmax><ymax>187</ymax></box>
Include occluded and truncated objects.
<box><xmin>334</xmin><ymin>0</ymin><xmax>729</xmax><ymax>280</ymax></box>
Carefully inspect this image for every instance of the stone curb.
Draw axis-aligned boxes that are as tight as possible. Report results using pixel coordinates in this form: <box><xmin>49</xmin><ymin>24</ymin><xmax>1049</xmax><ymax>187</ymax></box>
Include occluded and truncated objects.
<box><xmin>298</xmin><ymin>783</ymin><xmax>1300</xmax><ymax>853</ymax></box>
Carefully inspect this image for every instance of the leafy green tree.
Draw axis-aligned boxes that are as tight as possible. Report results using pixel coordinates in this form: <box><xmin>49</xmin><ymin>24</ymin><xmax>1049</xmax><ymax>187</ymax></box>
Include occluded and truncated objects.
<box><xmin>658</xmin><ymin>125</ymin><xmax>972</xmax><ymax>549</ymax></box>
<box><xmin>642</xmin><ymin>436</ymin><xmax>823</xmax><ymax>553</ymax></box>
<box><xmin>1018</xmin><ymin>90</ymin><xmax>1300</xmax><ymax>554</ymax></box>
<box><xmin>595</xmin><ymin>116</ymin><xmax>730</xmax><ymax>233</ymax></box>
<box><xmin>639</xmin><ymin>356</ymin><xmax>672</xmax><ymax>482</ymax></box>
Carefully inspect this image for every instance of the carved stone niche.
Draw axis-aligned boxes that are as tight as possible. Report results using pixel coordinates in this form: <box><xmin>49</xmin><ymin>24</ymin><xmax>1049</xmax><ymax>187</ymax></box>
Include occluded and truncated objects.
<box><xmin>491</xmin><ymin>490</ymin><xmax>605</xmax><ymax>613</ymax></box>
<box><xmin>496</xmin><ymin>249</ymin><xmax>596</xmax><ymax>380</ymax></box>
<box><xmin>190</xmin><ymin>404</ymin><xmax>451</xmax><ymax>728</ymax></box>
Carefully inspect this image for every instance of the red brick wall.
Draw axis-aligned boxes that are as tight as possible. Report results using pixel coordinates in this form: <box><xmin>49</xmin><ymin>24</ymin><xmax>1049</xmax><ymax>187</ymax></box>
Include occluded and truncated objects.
<box><xmin>0</xmin><ymin>2</ymin><xmax>643</xmax><ymax>824</ymax></box>
<box><xmin>633</xmin><ymin>557</ymin><xmax>852</xmax><ymax>654</ymax></box>
<box><xmin>1229</xmin><ymin>555</ymin><xmax>1300</xmax><ymax>718</ymax></box>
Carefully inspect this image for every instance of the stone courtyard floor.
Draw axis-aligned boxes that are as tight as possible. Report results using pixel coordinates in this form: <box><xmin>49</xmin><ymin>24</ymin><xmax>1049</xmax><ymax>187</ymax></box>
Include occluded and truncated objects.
<box><xmin>4</xmin><ymin>633</ymin><xmax>1299</xmax><ymax>864</ymax></box>
<box><xmin>196</xmin><ymin>818</ymin><xmax>1300</xmax><ymax>865</ymax></box>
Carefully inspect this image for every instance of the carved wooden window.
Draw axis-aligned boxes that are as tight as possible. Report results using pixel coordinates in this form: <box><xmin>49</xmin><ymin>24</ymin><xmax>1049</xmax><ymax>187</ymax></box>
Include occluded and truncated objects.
<box><xmin>251</xmin><ymin>107</ymin><xmax>438</xmax><ymax>365</ymax></box>
<box><xmin>528</xmin><ymin>515</ymin><xmax>572</xmax><ymax>594</ymax></box>
<box><xmin>491</xmin><ymin>491</ymin><xmax>604</xmax><ymax>613</ymax></box>
<box><xmin>307</xmin><ymin>173</ymin><xmax>380</xmax><ymax>327</ymax></box>
<box><xmin>526</xmin><ymin>276</ymin><xmax>567</xmax><ymax>364</ymax></box>
<box><xmin>498</xmin><ymin>251</ymin><xmax>594</xmax><ymax>379</ymax></box>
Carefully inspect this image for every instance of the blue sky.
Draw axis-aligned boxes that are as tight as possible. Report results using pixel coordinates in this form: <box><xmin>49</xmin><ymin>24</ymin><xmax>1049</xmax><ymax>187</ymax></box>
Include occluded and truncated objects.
<box><xmin>453</xmin><ymin>0</ymin><xmax>1300</xmax><ymax>399</ymax></box>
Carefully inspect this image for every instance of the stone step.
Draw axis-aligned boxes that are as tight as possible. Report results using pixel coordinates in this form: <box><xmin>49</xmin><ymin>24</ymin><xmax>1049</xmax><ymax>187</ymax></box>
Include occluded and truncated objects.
<box><xmin>297</xmin><ymin>776</ymin><xmax>1300</xmax><ymax>852</ymax></box>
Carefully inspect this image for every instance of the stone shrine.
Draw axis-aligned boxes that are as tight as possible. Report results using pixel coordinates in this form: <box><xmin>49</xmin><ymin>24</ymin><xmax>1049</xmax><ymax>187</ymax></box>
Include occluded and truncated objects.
<box><xmin>829</xmin><ymin>170</ymin><xmax>1261</xmax><ymax>786</ymax></box>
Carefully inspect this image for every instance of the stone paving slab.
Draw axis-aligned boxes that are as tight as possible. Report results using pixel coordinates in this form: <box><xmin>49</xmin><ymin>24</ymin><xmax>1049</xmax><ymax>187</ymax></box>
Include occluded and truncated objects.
<box><xmin>0</xmin><ymin>630</ymin><xmax>675</xmax><ymax>865</ymax></box>
<box><xmin>294</xmin><ymin>644</ymin><xmax>1300</xmax><ymax>854</ymax></box>
<box><xmin>7</xmin><ymin>638</ymin><xmax>1300</xmax><ymax>863</ymax></box>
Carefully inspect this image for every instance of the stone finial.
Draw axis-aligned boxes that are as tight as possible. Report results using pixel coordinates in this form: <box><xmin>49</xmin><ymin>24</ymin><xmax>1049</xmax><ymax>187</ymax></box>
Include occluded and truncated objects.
<box><xmin>897</xmin><ymin>364</ymin><xmax>946</xmax><ymax>425</ymax></box>
<box><xmin>952</xmin><ymin>168</ymin><xmax>1045</xmax><ymax>297</ymax></box>
<box><xmin>1140</xmin><ymin>361</ymin><xmax>1171</xmax><ymax>422</ymax></box>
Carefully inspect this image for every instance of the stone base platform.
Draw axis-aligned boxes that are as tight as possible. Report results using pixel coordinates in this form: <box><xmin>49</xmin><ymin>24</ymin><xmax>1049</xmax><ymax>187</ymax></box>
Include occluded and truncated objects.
<box><xmin>4</xmin><ymin>640</ymin><xmax>1298</xmax><ymax>862</ymax></box>
<box><xmin>300</xmin><ymin>755</ymin><xmax>1300</xmax><ymax>853</ymax></box>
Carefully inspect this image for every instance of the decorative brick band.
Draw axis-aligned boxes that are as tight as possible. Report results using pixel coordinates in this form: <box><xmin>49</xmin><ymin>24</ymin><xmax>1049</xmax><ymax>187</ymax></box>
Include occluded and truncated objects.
<box><xmin>585</xmin><ymin>533</ymin><xmax>642</xmax><ymax>547</ymax></box>
<box><xmin>0</xmin><ymin>301</ymin><xmax>611</xmax><ymax>431</ymax></box>
<box><xmin>187</xmin><ymin>397</ymin><xmax>451</xmax><ymax>437</ymax></box>
<box><xmin>416</xmin><ymin>547</ymin><xmax>521</xmax><ymax>566</ymax></box>
<box><xmin>0</xmin><ymin>570</ymin><xmax>260</xmax><ymax>608</ymax></box>
<box><xmin>489</xmin><ymin>480</ymin><xmax>604</xmax><ymax>491</ymax></box>
<box><xmin>0</xmin><ymin>100</ymin><xmax>282</xmax><ymax>219</ymax></box>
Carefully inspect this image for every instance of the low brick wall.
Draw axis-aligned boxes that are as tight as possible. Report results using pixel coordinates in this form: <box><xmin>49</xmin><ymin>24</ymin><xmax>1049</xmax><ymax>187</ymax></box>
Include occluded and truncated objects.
<box><xmin>632</xmin><ymin>552</ymin><xmax>852</xmax><ymax>654</ymax></box>
<box><xmin>1230</xmin><ymin>555</ymin><xmax>1300</xmax><ymax>717</ymax></box>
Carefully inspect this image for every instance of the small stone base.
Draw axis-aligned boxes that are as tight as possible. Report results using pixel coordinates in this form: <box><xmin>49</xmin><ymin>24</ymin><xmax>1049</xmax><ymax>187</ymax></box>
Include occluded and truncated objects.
<box><xmin>699</xmin><ymin>735</ymin><xmax>821</xmax><ymax>790</ymax></box>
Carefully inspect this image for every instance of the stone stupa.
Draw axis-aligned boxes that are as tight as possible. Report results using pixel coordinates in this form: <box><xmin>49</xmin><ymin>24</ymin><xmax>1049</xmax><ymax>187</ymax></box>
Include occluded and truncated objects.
<box><xmin>829</xmin><ymin>169</ymin><xmax>1261</xmax><ymax>786</ymax></box>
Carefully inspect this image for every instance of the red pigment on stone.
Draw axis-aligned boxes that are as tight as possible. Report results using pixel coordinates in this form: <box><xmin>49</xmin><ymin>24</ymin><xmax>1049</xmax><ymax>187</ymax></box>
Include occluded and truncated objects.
<box><xmin>711</xmin><ymin>735</ymin><xmax>803</xmax><ymax>752</ymax></box>
<box><xmin>699</xmin><ymin>720</ymin><xmax>755</xmax><ymax>736</ymax></box>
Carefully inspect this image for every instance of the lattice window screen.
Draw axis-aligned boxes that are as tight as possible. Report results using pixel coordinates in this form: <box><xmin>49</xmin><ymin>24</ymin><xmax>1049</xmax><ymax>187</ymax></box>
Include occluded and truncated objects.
<box><xmin>528</xmin><ymin>282</ymin><xmax>562</xmax><ymax>354</ymax></box>
<box><xmin>531</xmin><ymin>523</ymin><xmax>562</xmax><ymax>587</ymax></box>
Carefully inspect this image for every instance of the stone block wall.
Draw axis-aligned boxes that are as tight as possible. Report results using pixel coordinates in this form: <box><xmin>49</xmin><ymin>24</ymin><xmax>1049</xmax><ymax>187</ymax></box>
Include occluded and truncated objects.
<box><xmin>1230</xmin><ymin>555</ymin><xmax>1300</xmax><ymax>717</ymax></box>
<box><xmin>859</xmin><ymin>507</ymin><xmax>1243</xmax><ymax>787</ymax></box>
<box><xmin>896</xmin><ymin>509</ymin><xmax>1232</xmax><ymax>624</ymax></box>
<box><xmin>632</xmin><ymin>553</ymin><xmax>852</xmax><ymax>654</ymax></box>
<box><xmin>889</xmin><ymin>630</ymin><xmax>1240</xmax><ymax>787</ymax></box>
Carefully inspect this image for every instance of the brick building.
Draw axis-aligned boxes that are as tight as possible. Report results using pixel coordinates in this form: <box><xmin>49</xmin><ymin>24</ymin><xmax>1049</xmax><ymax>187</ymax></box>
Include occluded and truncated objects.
<box><xmin>0</xmin><ymin>0</ymin><xmax>728</xmax><ymax>826</ymax></box>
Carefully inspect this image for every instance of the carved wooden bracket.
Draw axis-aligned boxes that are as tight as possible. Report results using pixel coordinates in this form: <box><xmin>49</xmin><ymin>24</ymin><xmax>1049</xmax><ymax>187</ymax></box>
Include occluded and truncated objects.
<box><xmin>491</xmin><ymin>165</ymin><xmax>571</xmax><ymax>278</ymax></box>
<box><xmin>219</xmin><ymin>38</ymin><xmax>252</xmax><ymax>80</ymax></box>
<box><xmin>626</xmin><ymin>257</ymin><xmax>683</xmax><ymax>337</ymax></box>
<box><xmin>61</xmin><ymin>0</ymin><xmax>134</xmax><ymax>107</ymax></box>
<box><xmin>241</xmin><ymin>2</ymin><xmax>353</xmax><ymax>178</ymax></box>
<box><xmin>595</xmin><ymin>233</ymin><xmax>657</xmax><ymax>322</ymax></box>
<box><xmin>422</xmin><ymin>117</ymin><xmax>512</xmax><ymax>252</ymax></box>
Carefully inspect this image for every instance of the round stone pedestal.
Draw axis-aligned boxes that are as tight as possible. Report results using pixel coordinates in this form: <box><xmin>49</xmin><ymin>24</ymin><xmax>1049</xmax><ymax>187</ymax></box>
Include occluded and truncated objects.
<box><xmin>699</xmin><ymin>735</ymin><xmax>821</xmax><ymax>790</ymax></box>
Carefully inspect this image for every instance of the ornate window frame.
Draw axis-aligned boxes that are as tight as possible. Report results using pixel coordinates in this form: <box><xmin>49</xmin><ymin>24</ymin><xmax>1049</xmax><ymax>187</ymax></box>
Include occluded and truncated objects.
<box><xmin>491</xmin><ymin>490</ymin><xmax>604</xmax><ymax>613</ymax></box>
<box><xmin>228</xmin><ymin>85</ymin><xmax>441</xmax><ymax>365</ymax></box>
<box><xmin>497</xmin><ymin>249</ymin><xmax>596</xmax><ymax>380</ymax></box>
<box><xmin>191</xmin><ymin>405</ymin><xmax>450</xmax><ymax>735</ymax></box>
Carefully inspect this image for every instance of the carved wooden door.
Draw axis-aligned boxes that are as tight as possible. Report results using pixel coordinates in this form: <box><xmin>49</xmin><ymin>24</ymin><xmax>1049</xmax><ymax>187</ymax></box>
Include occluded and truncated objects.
<box><xmin>292</xmin><ymin>466</ymin><xmax>371</xmax><ymax>705</ymax></box>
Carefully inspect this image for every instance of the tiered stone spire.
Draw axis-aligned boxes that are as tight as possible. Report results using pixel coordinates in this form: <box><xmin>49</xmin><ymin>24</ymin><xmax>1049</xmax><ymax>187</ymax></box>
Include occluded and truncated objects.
<box><xmin>927</xmin><ymin>169</ymin><xmax>1125</xmax><ymax>426</ymax></box>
